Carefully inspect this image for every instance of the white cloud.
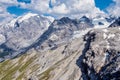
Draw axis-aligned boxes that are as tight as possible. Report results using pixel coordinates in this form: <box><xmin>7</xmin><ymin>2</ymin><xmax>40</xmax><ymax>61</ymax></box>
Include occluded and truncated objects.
<box><xmin>0</xmin><ymin>0</ymin><xmax>107</xmax><ymax>24</ymax></box>
<box><xmin>107</xmin><ymin>0</ymin><xmax>120</xmax><ymax>17</ymax></box>
<box><xmin>0</xmin><ymin>6</ymin><xmax>12</xmax><ymax>25</ymax></box>
<box><xmin>51</xmin><ymin>3</ymin><xmax>69</xmax><ymax>14</ymax></box>
<box><xmin>0</xmin><ymin>0</ymin><xmax>18</xmax><ymax>25</ymax></box>
<box><xmin>0</xmin><ymin>0</ymin><xmax>17</xmax><ymax>4</ymax></box>
<box><xmin>18</xmin><ymin>0</ymin><xmax>106</xmax><ymax>18</ymax></box>
<box><xmin>62</xmin><ymin>0</ymin><xmax>105</xmax><ymax>18</ymax></box>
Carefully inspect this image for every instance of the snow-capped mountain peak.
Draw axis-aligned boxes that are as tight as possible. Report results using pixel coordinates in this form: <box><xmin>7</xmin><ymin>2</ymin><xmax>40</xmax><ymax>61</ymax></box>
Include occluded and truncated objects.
<box><xmin>17</xmin><ymin>13</ymin><xmax>38</xmax><ymax>23</ymax></box>
<box><xmin>0</xmin><ymin>13</ymin><xmax>54</xmax><ymax>59</ymax></box>
<box><xmin>7</xmin><ymin>13</ymin><xmax>38</xmax><ymax>27</ymax></box>
<box><xmin>79</xmin><ymin>16</ymin><xmax>91</xmax><ymax>23</ymax></box>
<box><xmin>92</xmin><ymin>16</ymin><xmax>111</xmax><ymax>28</ymax></box>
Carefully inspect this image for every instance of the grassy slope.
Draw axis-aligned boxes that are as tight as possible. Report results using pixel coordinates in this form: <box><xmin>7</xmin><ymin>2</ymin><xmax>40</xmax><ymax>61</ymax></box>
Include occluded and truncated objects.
<box><xmin>0</xmin><ymin>52</ymin><xmax>38</xmax><ymax>80</ymax></box>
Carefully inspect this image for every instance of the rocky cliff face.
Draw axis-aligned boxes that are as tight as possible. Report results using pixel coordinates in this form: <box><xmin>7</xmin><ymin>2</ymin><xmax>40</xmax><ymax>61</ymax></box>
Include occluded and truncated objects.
<box><xmin>0</xmin><ymin>14</ymin><xmax>119</xmax><ymax>80</ymax></box>
<box><xmin>109</xmin><ymin>17</ymin><xmax>120</xmax><ymax>27</ymax></box>
<box><xmin>0</xmin><ymin>26</ymin><xmax>119</xmax><ymax>80</ymax></box>
<box><xmin>37</xmin><ymin>16</ymin><xmax>93</xmax><ymax>52</ymax></box>
<box><xmin>78</xmin><ymin>27</ymin><xmax>120</xmax><ymax>80</ymax></box>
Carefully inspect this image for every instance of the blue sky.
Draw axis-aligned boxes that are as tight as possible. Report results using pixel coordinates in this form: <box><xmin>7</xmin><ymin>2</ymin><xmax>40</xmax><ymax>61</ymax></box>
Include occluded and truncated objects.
<box><xmin>95</xmin><ymin>0</ymin><xmax>114</xmax><ymax>10</ymax></box>
<box><xmin>17</xmin><ymin>0</ymin><xmax>31</xmax><ymax>3</ymax></box>
<box><xmin>7</xmin><ymin>0</ymin><xmax>114</xmax><ymax>16</ymax></box>
<box><xmin>0</xmin><ymin>0</ymin><xmax>119</xmax><ymax>25</ymax></box>
<box><xmin>7</xmin><ymin>0</ymin><xmax>31</xmax><ymax>16</ymax></box>
<box><xmin>7</xmin><ymin>6</ymin><xmax>30</xmax><ymax>16</ymax></box>
<box><xmin>0</xmin><ymin>0</ymin><xmax>118</xmax><ymax>22</ymax></box>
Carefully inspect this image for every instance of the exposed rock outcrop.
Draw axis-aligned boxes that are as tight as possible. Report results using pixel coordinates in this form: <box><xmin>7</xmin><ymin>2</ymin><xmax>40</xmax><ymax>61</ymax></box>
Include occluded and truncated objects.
<box><xmin>0</xmin><ymin>13</ymin><xmax>53</xmax><ymax>60</ymax></box>
<box><xmin>109</xmin><ymin>17</ymin><xmax>120</xmax><ymax>27</ymax></box>
<box><xmin>0</xmin><ymin>14</ymin><xmax>94</xmax><ymax>61</ymax></box>
<box><xmin>78</xmin><ymin>27</ymin><xmax>120</xmax><ymax>80</ymax></box>
<box><xmin>0</xmin><ymin>13</ymin><xmax>120</xmax><ymax>80</ymax></box>
<box><xmin>0</xmin><ymin>37</ymin><xmax>85</xmax><ymax>80</ymax></box>
<box><xmin>0</xmin><ymin>27</ymin><xmax>120</xmax><ymax>80</ymax></box>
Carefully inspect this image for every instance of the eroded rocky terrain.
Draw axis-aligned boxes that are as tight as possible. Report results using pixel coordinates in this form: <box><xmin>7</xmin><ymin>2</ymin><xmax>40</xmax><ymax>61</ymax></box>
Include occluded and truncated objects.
<box><xmin>79</xmin><ymin>27</ymin><xmax>120</xmax><ymax>80</ymax></box>
<box><xmin>0</xmin><ymin>14</ymin><xmax>120</xmax><ymax>80</ymax></box>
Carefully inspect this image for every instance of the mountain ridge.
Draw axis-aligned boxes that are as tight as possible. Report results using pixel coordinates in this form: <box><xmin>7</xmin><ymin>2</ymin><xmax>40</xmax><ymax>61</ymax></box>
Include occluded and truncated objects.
<box><xmin>0</xmin><ymin>13</ymin><xmax>120</xmax><ymax>80</ymax></box>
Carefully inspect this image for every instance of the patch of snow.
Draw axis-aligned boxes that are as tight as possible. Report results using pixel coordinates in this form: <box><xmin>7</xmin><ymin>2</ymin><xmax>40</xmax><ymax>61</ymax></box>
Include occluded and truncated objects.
<box><xmin>41</xmin><ymin>15</ymin><xmax>54</xmax><ymax>22</ymax></box>
<box><xmin>93</xmin><ymin>17</ymin><xmax>110</xmax><ymax>28</ymax></box>
<box><xmin>108</xmin><ymin>34</ymin><xmax>115</xmax><ymax>39</ymax></box>
<box><xmin>72</xmin><ymin>28</ymin><xmax>92</xmax><ymax>39</ymax></box>
<box><xmin>103</xmin><ymin>33</ymin><xmax>107</xmax><ymax>39</ymax></box>
<box><xmin>103</xmin><ymin>32</ymin><xmax>115</xmax><ymax>39</ymax></box>
<box><xmin>102</xmin><ymin>29</ymin><xmax>108</xmax><ymax>33</ymax></box>
<box><xmin>94</xmin><ymin>23</ymin><xmax>109</xmax><ymax>28</ymax></box>
<box><xmin>6</xmin><ymin>13</ymin><xmax>38</xmax><ymax>27</ymax></box>
<box><xmin>107</xmin><ymin>45</ymin><xmax>110</xmax><ymax>49</ymax></box>
<box><xmin>106</xmin><ymin>42</ymin><xmax>110</xmax><ymax>49</ymax></box>
<box><xmin>7</xmin><ymin>18</ymin><xmax>17</xmax><ymax>27</ymax></box>
<box><xmin>18</xmin><ymin>13</ymin><xmax>38</xmax><ymax>23</ymax></box>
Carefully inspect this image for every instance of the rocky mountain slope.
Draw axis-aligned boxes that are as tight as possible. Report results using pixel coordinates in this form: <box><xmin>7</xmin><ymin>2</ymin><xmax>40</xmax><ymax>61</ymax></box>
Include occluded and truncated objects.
<box><xmin>80</xmin><ymin>27</ymin><xmax>120</xmax><ymax>80</ymax></box>
<box><xmin>0</xmin><ymin>13</ymin><xmax>94</xmax><ymax>61</ymax></box>
<box><xmin>0</xmin><ymin>13</ymin><xmax>119</xmax><ymax>80</ymax></box>
<box><xmin>0</xmin><ymin>13</ymin><xmax>54</xmax><ymax>61</ymax></box>
<box><xmin>109</xmin><ymin>17</ymin><xmax>120</xmax><ymax>27</ymax></box>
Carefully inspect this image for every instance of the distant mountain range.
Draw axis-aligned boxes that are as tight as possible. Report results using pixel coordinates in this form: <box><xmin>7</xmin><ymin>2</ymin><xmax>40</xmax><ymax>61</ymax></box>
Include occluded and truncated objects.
<box><xmin>0</xmin><ymin>13</ymin><xmax>112</xmax><ymax>60</ymax></box>
<box><xmin>0</xmin><ymin>13</ymin><xmax>119</xmax><ymax>80</ymax></box>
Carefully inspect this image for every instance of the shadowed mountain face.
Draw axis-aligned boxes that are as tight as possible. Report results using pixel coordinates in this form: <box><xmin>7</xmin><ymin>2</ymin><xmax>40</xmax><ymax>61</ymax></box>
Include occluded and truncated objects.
<box><xmin>0</xmin><ymin>14</ymin><xmax>93</xmax><ymax>61</ymax></box>
<box><xmin>0</xmin><ymin>13</ymin><xmax>119</xmax><ymax>80</ymax></box>
<box><xmin>49</xmin><ymin>16</ymin><xmax>93</xmax><ymax>40</ymax></box>
<box><xmin>109</xmin><ymin>17</ymin><xmax>120</xmax><ymax>27</ymax></box>
<box><xmin>77</xmin><ymin>28</ymin><xmax>120</xmax><ymax>80</ymax></box>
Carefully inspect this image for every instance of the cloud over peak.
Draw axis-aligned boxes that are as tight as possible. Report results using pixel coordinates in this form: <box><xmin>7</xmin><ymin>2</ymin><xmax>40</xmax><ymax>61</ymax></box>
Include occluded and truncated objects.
<box><xmin>20</xmin><ymin>0</ymin><xmax>105</xmax><ymax>18</ymax></box>
<box><xmin>0</xmin><ymin>0</ymin><xmax>119</xmax><ymax>25</ymax></box>
<box><xmin>107</xmin><ymin>0</ymin><xmax>120</xmax><ymax>17</ymax></box>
